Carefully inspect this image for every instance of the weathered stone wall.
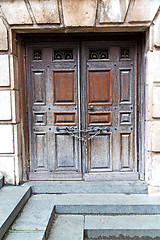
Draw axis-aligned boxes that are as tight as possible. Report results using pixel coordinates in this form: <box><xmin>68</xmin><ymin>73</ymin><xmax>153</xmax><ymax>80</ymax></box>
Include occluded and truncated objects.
<box><xmin>0</xmin><ymin>17</ymin><xmax>22</xmax><ymax>184</ymax></box>
<box><xmin>0</xmin><ymin>0</ymin><xmax>160</xmax><ymax>188</ymax></box>
<box><xmin>145</xmin><ymin>9</ymin><xmax>160</xmax><ymax>191</ymax></box>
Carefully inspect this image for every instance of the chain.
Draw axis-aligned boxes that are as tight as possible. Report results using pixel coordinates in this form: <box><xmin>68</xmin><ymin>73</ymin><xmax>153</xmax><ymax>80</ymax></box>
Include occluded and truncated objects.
<box><xmin>66</xmin><ymin>127</ymin><xmax>101</xmax><ymax>143</ymax></box>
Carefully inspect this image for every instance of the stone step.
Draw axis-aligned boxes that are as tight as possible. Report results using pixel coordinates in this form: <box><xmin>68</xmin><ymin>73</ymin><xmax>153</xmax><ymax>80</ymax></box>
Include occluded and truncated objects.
<box><xmin>0</xmin><ymin>186</ymin><xmax>31</xmax><ymax>240</ymax></box>
<box><xmin>20</xmin><ymin>193</ymin><xmax>160</xmax><ymax>214</ymax></box>
<box><xmin>85</xmin><ymin>215</ymin><xmax>160</xmax><ymax>239</ymax></box>
<box><xmin>48</xmin><ymin>215</ymin><xmax>84</xmax><ymax>240</ymax></box>
<box><xmin>23</xmin><ymin>180</ymin><xmax>148</xmax><ymax>194</ymax></box>
<box><xmin>54</xmin><ymin>193</ymin><xmax>160</xmax><ymax>214</ymax></box>
<box><xmin>3</xmin><ymin>194</ymin><xmax>55</xmax><ymax>240</ymax></box>
<box><xmin>3</xmin><ymin>193</ymin><xmax>160</xmax><ymax>239</ymax></box>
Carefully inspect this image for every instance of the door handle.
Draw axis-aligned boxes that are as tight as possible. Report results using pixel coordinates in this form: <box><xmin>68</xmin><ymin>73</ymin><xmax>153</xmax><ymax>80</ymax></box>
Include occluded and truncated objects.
<box><xmin>88</xmin><ymin>105</ymin><xmax>94</xmax><ymax>111</ymax></box>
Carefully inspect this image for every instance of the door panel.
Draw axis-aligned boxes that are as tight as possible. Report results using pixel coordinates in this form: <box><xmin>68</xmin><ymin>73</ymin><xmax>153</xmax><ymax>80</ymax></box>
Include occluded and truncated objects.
<box><xmin>28</xmin><ymin>43</ymin><xmax>81</xmax><ymax>180</ymax></box>
<box><xmin>120</xmin><ymin>132</ymin><xmax>133</xmax><ymax>170</ymax></box>
<box><xmin>53</xmin><ymin>70</ymin><xmax>76</xmax><ymax>104</ymax></box>
<box><xmin>55</xmin><ymin>134</ymin><xmax>76</xmax><ymax>169</ymax></box>
<box><xmin>34</xmin><ymin>132</ymin><xmax>47</xmax><ymax>170</ymax></box>
<box><xmin>120</xmin><ymin>70</ymin><xmax>131</xmax><ymax>102</ymax></box>
<box><xmin>54</xmin><ymin>112</ymin><xmax>77</xmax><ymax>125</ymax></box>
<box><xmin>88</xmin><ymin>133</ymin><xmax>112</xmax><ymax>171</ymax></box>
<box><xmin>33</xmin><ymin>71</ymin><xmax>46</xmax><ymax>104</ymax></box>
<box><xmin>27</xmin><ymin>41</ymin><xmax>139</xmax><ymax>181</ymax></box>
<box><xmin>88</xmin><ymin>112</ymin><xmax>112</xmax><ymax>126</ymax></box>
<box><xmin>82</xmin><ymin>42</ymin><xmax>138</xmax><ymax>180</ymax></box>
<box><xmin>87</xmin><ymin>69</ymin><xmax>112</xmax><ymax>104</ymax></box>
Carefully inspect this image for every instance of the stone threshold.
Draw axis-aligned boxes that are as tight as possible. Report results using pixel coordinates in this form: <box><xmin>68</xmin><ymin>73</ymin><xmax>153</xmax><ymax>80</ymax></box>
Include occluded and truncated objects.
<box><xmin>23</xmin><ymin>180</ymin><xmax>148</xmax><ymax>194</ymax></box>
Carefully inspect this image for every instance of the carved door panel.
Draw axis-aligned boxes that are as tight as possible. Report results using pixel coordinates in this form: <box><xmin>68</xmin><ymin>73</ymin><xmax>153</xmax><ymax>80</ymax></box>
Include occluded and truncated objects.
<box><xmin>27</xmin><ymin>43</ymin><xmax>82</xmax><ymax>180</ymax></box>
<box><xmin>82</xmin><ymin>42</ymin><xmax>138</xmax><ymax>180</ymax></box>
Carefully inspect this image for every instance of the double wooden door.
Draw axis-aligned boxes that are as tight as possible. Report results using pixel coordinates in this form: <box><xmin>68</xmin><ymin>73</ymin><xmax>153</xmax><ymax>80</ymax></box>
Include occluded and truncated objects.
<box><xmin>27</xmin><ymin>41</ymin><xmax>139</xmax><ymax>180</ymax></box>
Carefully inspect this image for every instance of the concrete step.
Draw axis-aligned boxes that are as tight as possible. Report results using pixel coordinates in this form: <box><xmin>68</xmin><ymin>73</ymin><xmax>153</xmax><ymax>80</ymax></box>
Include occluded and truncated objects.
<box><xmin>0</xmin><ymin>186</ymin><xmax>31</xmax><ymax>240</ymax></box>
<box><xmin>3</xmin><ymin>194</ymin><xmax>55</xmax><ymax>240</ymax></box>
<box><xmin>17</xmin><ymin>193</ymin><xmax>160</xmax><ymax>215</ymax></box>
<box><xmin>3</xmin><ymin>193</ymin><xmax>160</xmax><ymax>239</ymax></box>
<box><xmin>23</xmin><ymin>181</ymin><xmax>148</xmax><ymax>194</ymax></box>
<box><xmin>85</xmin><ymin>215</ymin><xmax>160</xmax><ymax>239</ymax></box>
<box><xmin>48</xmin><ymin>214</ymin><xmax>160</xmax><ymax>239</ymax></box>
<box><xmin>54</xmin><ymin>193</ymin><xmax>160</xmax><ymax>214</ymax></box>
<box><xmin>48</xmin><ymin>215</ymin><xmax>84</xmax><ymax>240</ymax></box>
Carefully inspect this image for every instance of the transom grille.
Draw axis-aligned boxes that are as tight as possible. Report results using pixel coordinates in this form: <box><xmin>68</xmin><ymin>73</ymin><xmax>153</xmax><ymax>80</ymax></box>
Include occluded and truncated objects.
<box><xmin>53</xmin><ymin>49</ymin><xmax>73</xmax><ymax>60</ymax></box>
<box><xmin>89</xmin><ymin>48</ymin><xmax>109</xmax><ymax>60</ymax></box>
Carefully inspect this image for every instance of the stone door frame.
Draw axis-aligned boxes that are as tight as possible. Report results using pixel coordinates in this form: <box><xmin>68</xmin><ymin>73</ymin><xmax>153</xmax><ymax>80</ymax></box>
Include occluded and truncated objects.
<box><xmin>16</xmin><ymin>32</ymin><xmax>145</xmax><ymax>182</ymax></box>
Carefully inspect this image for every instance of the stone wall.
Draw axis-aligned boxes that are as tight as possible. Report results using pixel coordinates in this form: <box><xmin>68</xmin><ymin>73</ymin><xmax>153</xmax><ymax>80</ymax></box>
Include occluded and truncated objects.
<box><xmin>0</xmin><ymin>0</ymin><xmax>160</xmax><ymax>188</ymax></box>
<box><xmin>145</xmin><ymin>9</ymin><xmax>160</xmax><ymax>190</ymax></box>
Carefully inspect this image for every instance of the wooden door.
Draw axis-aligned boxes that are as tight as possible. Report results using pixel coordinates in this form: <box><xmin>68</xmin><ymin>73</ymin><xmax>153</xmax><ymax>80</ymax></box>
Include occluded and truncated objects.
<box><xmin>27</xmin><ymin>40</ymin><xmax>139</xmax><ymax>181</ymax></box>
<box><xmin>82</xmin><ymin>42</ymin><xmax>138</xmax><ymax>180</ymax></box>
<box><xmin>27</xmin><ymin>43</ymin><xmax>82</xmax><ymax>180</ymax></box>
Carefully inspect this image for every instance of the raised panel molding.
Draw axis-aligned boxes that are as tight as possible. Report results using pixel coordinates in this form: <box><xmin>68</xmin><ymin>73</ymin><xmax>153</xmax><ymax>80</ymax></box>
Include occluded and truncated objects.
<box><xmin>34</xmin><ymin>132</ymin><xmax>47</xmax><ymax>170</ymax></box>
<box><xmin>55</xmin><ymin>134</ymin><xmax>77</xmax><ymax>170</ymax></box>
<box><xmin>54</xmin><ymin>112</ymin><xmax>76</xmax><ymax>125</ymax></box>
<box><xmin>120</xmin><ymin>70</ymin><xmax>131</xmax><ymax>103</ymax></box>
<box><xmin>53</xmin><ymin>70</ymin><xmax>76</xmax><ymax>105</ymax></box>
<box><xmin>88</xmin><ymin>112</ymin><xmax>112</xmax><ymax>126</ymax></box>
<box><xmin>120</xmin><ymin>133</ymin><xmax>133</xmax><ymax>171</ymax></box>
<box><xmin>33</xmin><ymin>71</ymin><xmax>46</xmax><ymax>105</ymax></box>
<box><xmin>120</xmin><ymin>112</ymin><xmax>132</xmax><ymax>125</ymax></box>
<box><xmin>34</xmin><ymin>113</ymin><xmax>46</xmax><ymax>126</ymax></box>
<box><xmin>88</xmin><ymin>134</ymin><xmax>112</xmax><ymax>171</ymax></box>
<box><xmin>87</xmin><ymin>69</ymin><xmax>112</xmax><ymax>105</ymax></box>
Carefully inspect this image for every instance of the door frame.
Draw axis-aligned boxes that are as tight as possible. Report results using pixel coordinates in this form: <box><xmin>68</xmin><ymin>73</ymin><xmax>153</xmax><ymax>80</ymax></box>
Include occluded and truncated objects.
<box><xmin>18</xmin><ymin>33</ymin><xmax>145</xmax><ymax>181</ymax></box>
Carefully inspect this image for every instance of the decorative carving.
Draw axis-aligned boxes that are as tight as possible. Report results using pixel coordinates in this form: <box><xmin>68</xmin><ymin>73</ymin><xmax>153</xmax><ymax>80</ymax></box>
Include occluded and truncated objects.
<box><xmin>89</xmin><ymin>48</ymin><xmax>108</xmax><ymax>60</ymax></box>
<box><xmin>121</xmin><ymin>49</ymin><xmax>129</xmax><ymax>58</ymax></box>
<box><xmin>34</xmin><ymin>113</ymin><xmax>46</xmax><ymax>126</ymax></box>
<box><xmin>120</xmin><ymin>112</ymin><xmax>131</xmax><ymax>124</ymax></box>
<box><xmin>33</xmin><ymin>50</ymin><xmax>42</xmax><ymax>60</ymax></box>
<box><xmin>53</xmin><ymin>49</ymin><xmax>73</xmax><ymax>60</ymax></box>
